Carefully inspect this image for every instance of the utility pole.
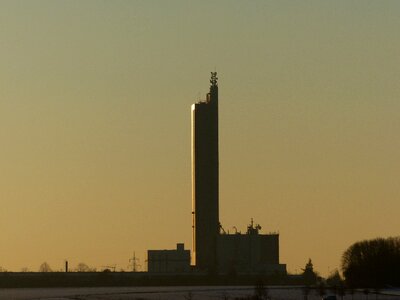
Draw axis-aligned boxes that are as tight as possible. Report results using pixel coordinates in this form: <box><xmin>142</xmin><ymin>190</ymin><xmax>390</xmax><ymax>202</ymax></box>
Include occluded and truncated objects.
<box><xmin>129</xmin><ymin>252</ymin><xmax>140</xmax><ymax>272</ymax></box>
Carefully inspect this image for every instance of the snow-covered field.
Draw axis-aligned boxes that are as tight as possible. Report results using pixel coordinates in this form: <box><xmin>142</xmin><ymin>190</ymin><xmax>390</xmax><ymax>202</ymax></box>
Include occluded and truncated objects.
<box><xmin>0</xmin><ymin>286</ymin><xmax>399</xmax><ymax>300</ymax></box>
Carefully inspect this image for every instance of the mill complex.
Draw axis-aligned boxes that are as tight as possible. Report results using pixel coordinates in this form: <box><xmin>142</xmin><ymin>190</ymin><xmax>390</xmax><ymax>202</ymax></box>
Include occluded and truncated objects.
<box><xmin>147</xmin><ymin>73</ymin><xmax>286</xmax><ymax>275</ymax></box>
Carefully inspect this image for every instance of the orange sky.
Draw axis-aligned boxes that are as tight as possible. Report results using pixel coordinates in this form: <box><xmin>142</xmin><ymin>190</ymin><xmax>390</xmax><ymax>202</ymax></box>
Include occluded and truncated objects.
<box><xmin>1</xmin><ymin>1</ymin><xmax>399</xmax><ymax>276</ymax></box>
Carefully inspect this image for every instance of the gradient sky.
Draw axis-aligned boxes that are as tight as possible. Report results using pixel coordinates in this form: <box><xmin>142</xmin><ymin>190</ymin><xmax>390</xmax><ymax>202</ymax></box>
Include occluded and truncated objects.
<box><xmin>1</xmin><ymin>1</ymin><xmax>399</xmax><ymax>275</ymax></box>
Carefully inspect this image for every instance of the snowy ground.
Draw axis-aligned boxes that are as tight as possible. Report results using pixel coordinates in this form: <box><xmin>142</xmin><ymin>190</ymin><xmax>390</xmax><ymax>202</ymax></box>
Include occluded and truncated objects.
<box><xmin>0</xmin><ymin>286</ymin><xmax>399</xmax><ymax>300</ymax></box>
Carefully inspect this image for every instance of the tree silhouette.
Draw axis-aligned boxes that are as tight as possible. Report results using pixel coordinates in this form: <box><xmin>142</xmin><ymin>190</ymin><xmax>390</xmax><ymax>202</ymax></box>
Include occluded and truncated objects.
<box><xmin>341</xmin><ymin>237</ymin><xmax>400</xmax><ymax>287</ymax></box>
<box><xmin>326</xmin><ymin>269</ymin><xmax>342</xmax><ymax>287</ymax></box>
<box><xmin>39</xmin><ymin>262</ymin><xmax>52</xmax><ymax>272</ymax></box>
<box><xmin>76</xmin><ymin>262</ymin><xmax>92</xmax><ymax>272</ymax></box>
<box><xmin>302</xmin><ymin>259</ymin><xmax>317</xmax><ymax>285</ymax></box>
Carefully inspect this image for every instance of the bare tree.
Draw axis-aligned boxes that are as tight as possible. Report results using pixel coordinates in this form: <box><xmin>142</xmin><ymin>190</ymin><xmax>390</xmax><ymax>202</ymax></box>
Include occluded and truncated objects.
<box><xmin>76</xmin><ymin>262</ymin><xmax>91</xmax><ymax>272</ymax></box>
<box><xmin>39</xmin><ymin>262</ymin><xmax>52</xmax><ymax>272</ymax></box>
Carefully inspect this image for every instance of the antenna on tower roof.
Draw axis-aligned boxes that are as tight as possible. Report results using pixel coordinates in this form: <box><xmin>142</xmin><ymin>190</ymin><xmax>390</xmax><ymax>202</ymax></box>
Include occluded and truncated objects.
<box><xmin>210</xmin><ymin>72</ymin><xmax>218</xmax><ymax>87</ymax></box>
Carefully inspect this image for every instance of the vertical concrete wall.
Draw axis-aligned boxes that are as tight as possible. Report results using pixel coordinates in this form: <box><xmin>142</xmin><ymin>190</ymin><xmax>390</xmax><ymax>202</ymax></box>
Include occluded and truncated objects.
<box><xmin>216</xmin><ymin>234</ymin><xmax>285</xmax><ymax>274</ymax></box>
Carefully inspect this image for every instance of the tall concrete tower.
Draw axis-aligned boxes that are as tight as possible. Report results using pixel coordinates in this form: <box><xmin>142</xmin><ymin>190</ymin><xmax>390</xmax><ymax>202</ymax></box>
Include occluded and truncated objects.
<box><xmin>191</xmin><ymin>72</ymin><xmax>219</xmax><ymax>272</ymax></box>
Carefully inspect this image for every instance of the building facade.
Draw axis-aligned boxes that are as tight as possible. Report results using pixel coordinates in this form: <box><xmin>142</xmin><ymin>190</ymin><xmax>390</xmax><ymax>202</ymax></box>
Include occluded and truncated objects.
<box><xmin>147</xmin><ymin>243</ymin><xmax>191</xmax><ymax>273</ymax></box>
<box><xmin>217</xmin><ymin>221</ymin><xmax>286</xmax><ymax>275</ymax></box>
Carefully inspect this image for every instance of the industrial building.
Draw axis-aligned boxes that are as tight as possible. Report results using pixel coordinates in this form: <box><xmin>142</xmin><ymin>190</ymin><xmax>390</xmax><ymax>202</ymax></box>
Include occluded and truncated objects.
<box><xmin>217</xmin><ymin>220</ymin><xmax>286</xmax><ymax>275</ymax></box>
<box><xmin>147</xmin><ymin>73</ymin><xmax>286</xmax><ymax>275</ymax></box>
<box><xmin>147</xmin><ymin>243</ymin><xmax>190</xmax><ymax>273</ymax></box>
<box><xmin>191</xmin><ymin>73</ymin><xmax>286</xmax><ymax>275</ymax></box>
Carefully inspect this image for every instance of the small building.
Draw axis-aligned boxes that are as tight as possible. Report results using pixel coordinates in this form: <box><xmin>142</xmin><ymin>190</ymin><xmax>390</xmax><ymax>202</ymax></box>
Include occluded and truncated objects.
<box><xmin>147</xmin><ymin>243</ymin><xmax>191</xmax><ymax>273</ymax></box>
<box><xmin>217</xmin><ymin>220</ymin><xmax>287</xmax><ymax>275</ymax></box>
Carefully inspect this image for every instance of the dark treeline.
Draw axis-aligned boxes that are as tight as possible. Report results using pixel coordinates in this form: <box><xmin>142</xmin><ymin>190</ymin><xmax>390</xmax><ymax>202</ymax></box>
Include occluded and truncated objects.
<box><xmin>342</xmin><ymin>236</ymin><xmax>400</xmax><ymax>288</ymax></box>
<box><xmin>0</xmin><ymin>272</ymin><xmax>302</xmax><ymax>288</ymax></box>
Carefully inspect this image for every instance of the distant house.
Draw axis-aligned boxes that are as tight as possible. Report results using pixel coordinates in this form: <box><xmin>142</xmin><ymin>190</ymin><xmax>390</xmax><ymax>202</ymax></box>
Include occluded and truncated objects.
<box><xmin>147</xmin><ymin>243</ymin><xmax>191</xmax><ymax>273</ymax></box>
